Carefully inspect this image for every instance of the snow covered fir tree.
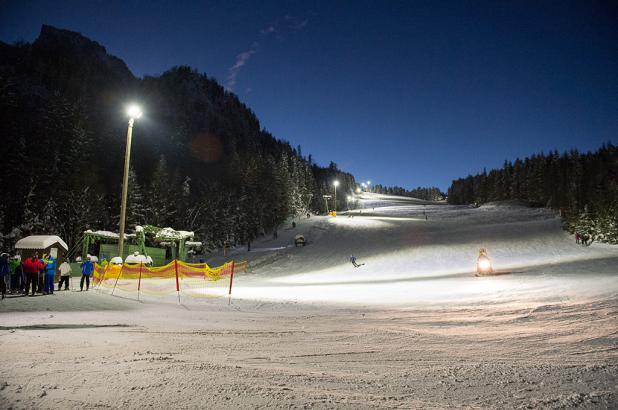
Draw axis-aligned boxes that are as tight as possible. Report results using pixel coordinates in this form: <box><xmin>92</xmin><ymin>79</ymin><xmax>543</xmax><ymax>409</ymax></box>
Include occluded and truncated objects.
<box><xmin>447</xmin><ymin>144</ymin><xmax>618</xmax><ymax>244</ymax></box>
<box><xmin>369</xmin><ymin>185</ymin><xmax>445</xmax><ymax>201</ymax></box>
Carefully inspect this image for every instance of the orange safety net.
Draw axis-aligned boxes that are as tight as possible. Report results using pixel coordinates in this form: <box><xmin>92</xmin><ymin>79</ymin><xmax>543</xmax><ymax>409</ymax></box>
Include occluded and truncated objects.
<box><xmin>93</xmin><ymin>259</ymin><xmax>243</xmax><ymax>300</ymax></box>
<box><xmin>234</xmin><ymin>260</ymin><xmax>249</xmax><ymax>273</ymax></box>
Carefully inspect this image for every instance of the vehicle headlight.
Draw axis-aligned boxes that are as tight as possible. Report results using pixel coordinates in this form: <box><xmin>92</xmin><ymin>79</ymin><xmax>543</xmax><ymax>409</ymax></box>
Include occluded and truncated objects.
<box><xmin>478</xmin><ymin>259</ymin><xmax>491</xmax><ymax>270</ymax></box>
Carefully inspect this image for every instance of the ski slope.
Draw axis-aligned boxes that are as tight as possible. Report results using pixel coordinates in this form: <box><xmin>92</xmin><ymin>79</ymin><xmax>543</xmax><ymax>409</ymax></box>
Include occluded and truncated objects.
<box><xmin>2</xmin><ymin>193</ymin><xmax>617</xmax><ymax>409</ymax></box>
<box><xmin>224</xmin><ymin>193</ymin><xmax>618</xmax><ymax>306</ymax></box>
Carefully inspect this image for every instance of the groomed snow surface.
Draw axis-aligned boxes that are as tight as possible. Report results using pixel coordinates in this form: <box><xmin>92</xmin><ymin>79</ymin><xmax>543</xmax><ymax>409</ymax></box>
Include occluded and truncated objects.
<box><xmin>1</xmin><ymin>193</ymin><xmax>617</xmax><ymax>409</ymax></box>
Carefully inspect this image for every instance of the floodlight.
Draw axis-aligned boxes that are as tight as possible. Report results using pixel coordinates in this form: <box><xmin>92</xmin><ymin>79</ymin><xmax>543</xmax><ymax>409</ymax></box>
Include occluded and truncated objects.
<box><xmin>127</xmin><ymin>104</ymin><xmax>143</xmax><ymax>119</ymax></box>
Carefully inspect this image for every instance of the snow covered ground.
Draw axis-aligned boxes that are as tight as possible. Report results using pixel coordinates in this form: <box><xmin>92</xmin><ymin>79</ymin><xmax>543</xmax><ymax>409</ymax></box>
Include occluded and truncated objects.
<box><xmin>1</xmin><ymin>193</ymin><xmax>617</xmax><ymax>408</ymax></box>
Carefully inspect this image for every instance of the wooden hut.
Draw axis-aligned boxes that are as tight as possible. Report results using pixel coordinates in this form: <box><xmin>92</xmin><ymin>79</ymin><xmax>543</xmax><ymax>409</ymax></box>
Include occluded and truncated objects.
<box><xmin>14</xmin><ymin>235</ymin><xmax>69</xmax><ymax>264</ymax></box>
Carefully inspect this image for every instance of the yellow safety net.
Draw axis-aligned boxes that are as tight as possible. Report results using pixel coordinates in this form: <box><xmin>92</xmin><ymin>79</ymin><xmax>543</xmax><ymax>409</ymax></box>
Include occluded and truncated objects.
<box><xmin>93</xmin><ymin>259</ymin><xmax>243</xmax><ymax>300</ymax></box>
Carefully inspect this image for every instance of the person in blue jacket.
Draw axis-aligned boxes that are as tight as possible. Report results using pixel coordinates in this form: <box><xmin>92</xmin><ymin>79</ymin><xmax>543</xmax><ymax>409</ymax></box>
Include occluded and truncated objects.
<box><xmin>80</xmin><ymin>255</ymin><xmax>94</xmax><ymax>291</ymax></box>
<box><xmin>43</xmin><ymin>254</ymin><xmax>57</xmax><ymax>294</ymax></box>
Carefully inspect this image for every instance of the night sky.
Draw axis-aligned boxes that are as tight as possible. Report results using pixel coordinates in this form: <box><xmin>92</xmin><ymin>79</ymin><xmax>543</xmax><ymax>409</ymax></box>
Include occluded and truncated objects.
<box><xmin>1</xmin><ymin>0</ymin><xmax>617</xmax><ymax>191</ymax></box>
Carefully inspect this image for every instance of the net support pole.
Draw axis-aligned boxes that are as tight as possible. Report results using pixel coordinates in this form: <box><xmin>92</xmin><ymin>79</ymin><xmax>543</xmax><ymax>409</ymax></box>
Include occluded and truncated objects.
<box><xmin>93</xmin><ymin>264</ymin><xmax>99</xmax><ymax>290</ymax></box>
<box><xmin>92</xmin><ymin>264</ymin><xmax>97</xmax><ymax>290</ymax></box>
<box><xmin>111</xmin><ymin>263</ymin><xmax>124</xmax><ymax>296</ymax></box>
<box><xmin>96</xmin><ymin>262</ymin><xmax>110</xmax><ymax>291</ymax></box>
<box><xmin>174</xmin><ymin>259</ymin><xmax>181</xmax><ymax>305</ymax></box>
<box><xmin>137</xmin><ymin>262</ymin><xmax>143</xmax><ymax>302</ymax></box>
<box><xmin>227</xmin><ymin>261</ymin><xmax>236</xmax><ymax>305</ymax></box>
<box><xmin>203</xmin><ymin>264</ymin><xmax>208</xmax><ymax>295</ymax></box>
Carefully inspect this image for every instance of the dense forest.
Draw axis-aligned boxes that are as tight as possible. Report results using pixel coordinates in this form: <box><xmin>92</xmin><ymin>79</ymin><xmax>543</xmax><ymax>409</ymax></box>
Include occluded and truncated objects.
<box><xmin>0</xmin><ymin>25</ymin><xmax>356</xmax><ymax>251</ymax></box>
<box><xmin>370</xmin><ymin>185</ymin><xmax>445</xmax><ymax>201</ymax></box>
<box><xmin>447</xmin><ymin>144</ymin><xmax>618</xmax><ymax>243</ymax></box>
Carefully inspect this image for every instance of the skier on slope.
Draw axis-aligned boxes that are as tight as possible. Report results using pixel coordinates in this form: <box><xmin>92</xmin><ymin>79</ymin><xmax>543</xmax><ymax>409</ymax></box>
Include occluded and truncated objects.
<box><xmin>350</xmin><ymin>255</ymin><xmax>365</xmax><ymax>268</ymax></box>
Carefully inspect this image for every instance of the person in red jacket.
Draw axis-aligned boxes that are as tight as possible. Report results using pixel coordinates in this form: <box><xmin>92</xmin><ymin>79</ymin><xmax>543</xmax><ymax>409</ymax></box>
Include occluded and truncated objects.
<box><xmin>22</xmin><ymin>253</ymin><xmax>43</xmax><ymax>296</ymax></box>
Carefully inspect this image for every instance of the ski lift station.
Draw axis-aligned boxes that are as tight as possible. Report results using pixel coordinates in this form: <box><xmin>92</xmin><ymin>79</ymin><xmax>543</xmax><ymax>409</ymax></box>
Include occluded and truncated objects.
<box><xmin>79</xmin><ymin>225</ymin><xmax>202</xmax><ymax>266</ymax></box>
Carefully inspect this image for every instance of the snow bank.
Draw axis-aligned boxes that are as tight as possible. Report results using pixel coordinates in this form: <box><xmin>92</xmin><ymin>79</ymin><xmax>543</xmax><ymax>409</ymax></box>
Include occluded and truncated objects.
<box><xmin>154</xmin><ymin>227</ymin><xmax>194</xmax><ymax>241</ymax></box>
<box><xmin>84</xmin><ymin>230</ymin><xmax>135</xmax><ymax>239</ymax></box>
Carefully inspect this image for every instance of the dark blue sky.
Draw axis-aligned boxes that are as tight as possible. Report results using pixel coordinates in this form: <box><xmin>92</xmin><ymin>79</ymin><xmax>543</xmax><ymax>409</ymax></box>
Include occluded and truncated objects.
<box><xmin>1</xmin><ymin>1</ymin><xmax>617</xmax><ymax>190</ymax></box>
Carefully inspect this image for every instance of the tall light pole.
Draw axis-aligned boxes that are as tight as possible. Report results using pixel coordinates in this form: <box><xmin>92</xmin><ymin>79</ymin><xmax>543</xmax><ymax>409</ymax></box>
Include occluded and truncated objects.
<box><xmin>322</xmin><ymin>195</ymin><xmax>332</xmax><ymax>213</ymax></box>
<box><xmin>333</xmin><ymin>180</ymin><xmax>340</xmax><ymax>213</ymax></box>
<box><xmin>118</xmin><ymin>104</ymin><xmax>142</xmax><ymax>259</ymax></box>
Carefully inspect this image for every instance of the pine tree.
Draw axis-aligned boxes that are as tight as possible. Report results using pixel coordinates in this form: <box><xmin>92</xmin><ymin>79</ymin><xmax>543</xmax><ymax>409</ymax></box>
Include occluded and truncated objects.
<box><xmin>126</xmin><ymin>168</ymin><xmax>147</xmax><ymax>228</ymax></box>
<box><xmin>273</xmin><ymin>153</ymin><xmax>292</xmax><ymax>220</ymax></box>
<box><xmin>146</xmin><ymin>155</ymin><xmax>176</xmax><ymax>226</ymax></box>
<box><xmin>16</xmin><ymin>180</ymin><xmax>45</xmax><ymax>236</ymax></box>
<box><xmin>58</xmin><ymin>187</ymin><xmax>105</xmax><ymax>246</ymax></box>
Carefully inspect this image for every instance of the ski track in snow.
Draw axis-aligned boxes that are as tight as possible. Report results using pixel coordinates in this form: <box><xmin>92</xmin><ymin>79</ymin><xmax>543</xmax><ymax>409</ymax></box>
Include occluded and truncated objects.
<box><xmin>1</xmin><ymin>193</ymin><xmax>617</xmax><ymax>409</ymax></box>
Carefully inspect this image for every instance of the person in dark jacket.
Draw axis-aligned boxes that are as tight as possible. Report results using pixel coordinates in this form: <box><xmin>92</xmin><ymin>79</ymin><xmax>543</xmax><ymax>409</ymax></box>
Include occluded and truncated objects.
<box><xmin>80</xmin><ymin>256</ymin><xmax>94</xmax><ymax>291</ymax></box>
<box><xmin>0</xmin><ymin>253</ymin><xmax>9</xmax><ymax>299</ymax></box>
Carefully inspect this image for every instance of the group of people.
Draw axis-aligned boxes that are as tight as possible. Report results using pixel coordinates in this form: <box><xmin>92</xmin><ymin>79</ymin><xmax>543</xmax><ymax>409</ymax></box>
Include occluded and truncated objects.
<box><xmin>575</xmin><ymin>232</ymin><xmax>593</xmax><ymax>246</ymax></box>
<box><xmin>0</xmin><ymin>252</ymin><xmax>95</xmax><ymax>299</ymax></box>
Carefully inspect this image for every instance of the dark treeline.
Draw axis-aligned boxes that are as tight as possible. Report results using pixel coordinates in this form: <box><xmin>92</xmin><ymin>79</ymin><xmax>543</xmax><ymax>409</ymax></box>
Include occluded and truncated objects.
<box><xmin>447</xmin><ymin>144</ymin><xmax>618</xmax><ymax>243</ymax></box>
<box><xmin>371</xmin><ymin>184</ymin><xmax>445</xmax><ymax>201</ymax></box>
<box><xmin>0</xmin><ymin>25</ymin><xmax>355</xmax><ymax>251</ymax></box>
